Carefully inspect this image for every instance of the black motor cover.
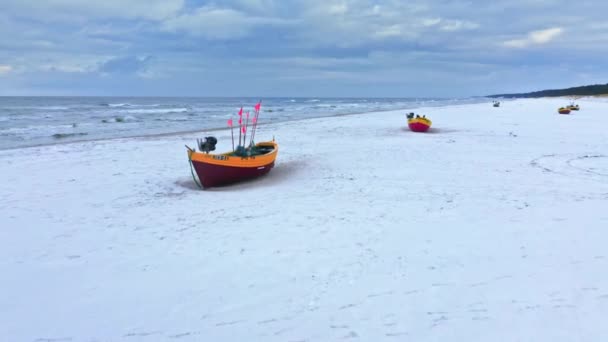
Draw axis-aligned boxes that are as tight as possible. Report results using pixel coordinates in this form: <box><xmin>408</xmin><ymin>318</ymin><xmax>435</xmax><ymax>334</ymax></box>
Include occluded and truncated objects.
<box><xmin>198</xmin><ymin>136</ymin><xmax>218</xmax><ymax>153</ymax></box>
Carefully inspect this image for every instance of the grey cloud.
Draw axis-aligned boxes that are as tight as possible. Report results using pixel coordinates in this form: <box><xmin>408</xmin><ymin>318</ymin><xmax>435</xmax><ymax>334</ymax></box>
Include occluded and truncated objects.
<box><xmin>2</xmin><ymin>0</ymin><xmax>608</xmax><ymax>96</ymax></box>
<box><xmin>1</xmin><ymin>0</ymin><xmax>184</xmax><ymax>21</ymax></box>
<box><xmin>97</xmin><ymin>56</ymin><xmax>152</xmax><ymax>74</ymax></box>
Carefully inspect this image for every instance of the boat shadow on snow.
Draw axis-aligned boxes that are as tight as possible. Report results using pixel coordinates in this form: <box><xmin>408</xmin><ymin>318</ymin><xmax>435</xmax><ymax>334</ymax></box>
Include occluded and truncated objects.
<box><xmin>175</xmin><ymin>159</ymin><xmax>308</xmax><ymax>192</ymax></box>
<box><xmin>398</xmin><ymin>127</ymin><xmax>462</xmax><ymax>134</ymax></box>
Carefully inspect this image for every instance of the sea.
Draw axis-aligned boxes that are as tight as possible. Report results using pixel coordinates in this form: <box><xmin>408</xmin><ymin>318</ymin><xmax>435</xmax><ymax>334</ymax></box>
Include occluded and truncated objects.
<box><xmin>0</xmin><ymin>96</ymin><xmax>488</xmax><ymax>150</ymax></box>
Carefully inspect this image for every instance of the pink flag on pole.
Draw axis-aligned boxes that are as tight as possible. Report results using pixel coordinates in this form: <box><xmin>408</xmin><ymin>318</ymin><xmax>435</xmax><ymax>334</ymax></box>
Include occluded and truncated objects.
<box><xmin>227</xmin><ymin>118</ymin><xmax>233</xmax><ymax>127</ymax></box>
<box><xmin>238</xmin><ymin>107</ymin><xmax>243</xmax><ymax>116</ymax></box>
<box><xmin>252</xmin><ymin>116</ymin><xmax>257</xmax><ymax>124</ymax></box>
<box><xmin>238</xmin><ymin>117</ymin><xmax>242</xmax><ymax>125</ymax></box>
<box><xmin>241</xmin><ymin>126</ymin><xmax>246</xmax><ymax>134</ymax></box>
<box><xmin>254</xmin><ymin>102</ymin><xmax>261</xmax><ymax>112</ymax></box>
<box><xmin>246</xmin><ymin>111</ymin><xmax>250</xmax><ymax>119</ymax></box>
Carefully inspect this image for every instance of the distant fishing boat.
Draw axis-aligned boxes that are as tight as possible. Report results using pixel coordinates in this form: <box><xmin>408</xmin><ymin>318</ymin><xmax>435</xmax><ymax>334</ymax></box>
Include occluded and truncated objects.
<box><xmin>187</xmin><ymin>139</ymin><xmax>278</xmax><ymax>189</ymax></box>
<box><xmin>186</xmin><ymin>101</ymin><xmax>278</xmax><ymax>189</ymax></box>
<box><xmin>558</xmin><ymin>107</ymin><xmax>571</xmax><ymax>114</ymax></box>
<box><xmin>567</xmin><ymin>104</ymin><xmax>580</xmax><ymax>111</ymax></box>
<box><xmin>493</xmin><ymin>101</ymin><xmax>500</xmax><ymax>107</ymax></box>
<box><xmin>406</xmin><ymin>112</ymin><xmax>432</xmax><ymax>132</ymax></box>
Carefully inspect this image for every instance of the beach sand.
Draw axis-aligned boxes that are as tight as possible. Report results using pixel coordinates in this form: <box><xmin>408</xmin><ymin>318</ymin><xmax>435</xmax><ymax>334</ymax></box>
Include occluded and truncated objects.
<box><xmin>2</xmin><ymin>98</ymin><xmax>608</xmax><ymax>341</ymax></box>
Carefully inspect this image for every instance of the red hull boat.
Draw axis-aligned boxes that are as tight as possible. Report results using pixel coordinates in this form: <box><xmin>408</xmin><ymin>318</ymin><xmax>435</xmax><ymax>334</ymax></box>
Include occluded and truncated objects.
<box><xmin>187</xmin><ymin>141</ymin><xmax>278</xmax><ymax>189</ymax></box>
<box><xmin>407</xmin><ymin>117</ymin><xmax>432</xmax><ymax>132</ymax></box>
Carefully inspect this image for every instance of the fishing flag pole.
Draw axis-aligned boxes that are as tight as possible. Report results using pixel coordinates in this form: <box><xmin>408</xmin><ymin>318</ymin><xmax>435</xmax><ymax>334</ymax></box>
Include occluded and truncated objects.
<box><xmin>241</xmin><ymin>125</ymin><xmax>246</xmax><ymax>150</ymax></box>
<box><xmin>250</xmin><ymin>100</ymin><xmax>262</xmax><ymax>145</ymax></box>
<box><xmin>243</xmin><ymin>111</ymin><xmax>250</xmax><ymax>148</ymax></box>
<box><xmin>227</xmin><ymin>118</ymin><xmax>234</xmax><ymax>151</ymax></box>
<box><xmin>237</xmin><ymin>107</ymin><xmax>243</xmax><ymax>147</ymax></box>
<box><xmin>249</xmin><ymin>115</ymin><xmax>257</xmax><ymax>146</ymax></box>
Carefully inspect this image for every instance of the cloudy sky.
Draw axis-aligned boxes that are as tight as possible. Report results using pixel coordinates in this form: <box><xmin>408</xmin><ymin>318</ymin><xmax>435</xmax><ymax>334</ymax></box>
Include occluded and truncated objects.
<box><xmin>1</xmin><ymin>0</ymin><xmax>607</xmax><ymax>97</ymax></box>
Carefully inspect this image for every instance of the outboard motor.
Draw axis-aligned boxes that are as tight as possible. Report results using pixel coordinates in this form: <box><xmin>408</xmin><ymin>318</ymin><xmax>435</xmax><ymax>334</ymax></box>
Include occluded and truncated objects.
<box><xmin>406</xmin><ymin>112</ymin><xmax>415</xmax><ymax>119</ymax></box>
<box><xmin>197</xmin><ymin>136</ymin><xmax>218</xmax><ymax>153</ymax></box>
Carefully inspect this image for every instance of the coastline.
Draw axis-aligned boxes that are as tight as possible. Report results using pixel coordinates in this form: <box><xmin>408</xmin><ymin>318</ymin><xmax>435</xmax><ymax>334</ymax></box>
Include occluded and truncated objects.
<box><xmin>0</xmin><ymin>98</ymin><xmax>490</xmax><ymax>150</ymax></box>
<box><xmin>0</xmin><ymin>99</ymin><xmax>481</xmax><ymax>152</ymax></box>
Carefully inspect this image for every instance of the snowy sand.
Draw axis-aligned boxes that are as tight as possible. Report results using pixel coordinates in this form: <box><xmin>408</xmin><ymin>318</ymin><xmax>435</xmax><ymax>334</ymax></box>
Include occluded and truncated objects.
<box><xmin>2</xmin><ymin>98</ymin><xmax>608</xmax><ymax>341</ymax></box>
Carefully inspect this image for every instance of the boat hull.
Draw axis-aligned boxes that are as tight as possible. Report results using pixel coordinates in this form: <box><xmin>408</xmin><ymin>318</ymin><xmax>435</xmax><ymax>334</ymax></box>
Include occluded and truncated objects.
<box><xmin>408</xmin><ymin>119</ymin><xmax>432</xmax><ymax>132</ymax></box>
<box><xmin>191</xmin><ymin>159</ymin><xmax>275</xmax><ymax>188</ymax></box>
<box><xmin>558</xmin><ymin>109</ymin><xmax>571</xmax><ymax>114</ymax></box>
<box><xmin>188</xmin><ymin>141</ymin><xmax>278</xmax><ymax>189</ymax></box>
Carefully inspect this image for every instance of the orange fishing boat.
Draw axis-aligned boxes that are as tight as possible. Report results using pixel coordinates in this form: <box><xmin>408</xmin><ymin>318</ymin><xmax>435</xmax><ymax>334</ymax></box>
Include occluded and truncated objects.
<box><xmin>406</xmin><ymin>113</ymin><xmax>432</xmax><ymax>132</ymax></box>
<box><xmin>187</xmin><ymin>139</ymin><xmax>278</xmax><ymax>189</ymax></box>
<box><xmin>185</xmin><ymin>101</ymin><xmax>278</xmax><ymax>189</ymax></box>
<box><xmin>558</xmin><ymin>107</ymin><xmax>571</xmax><ymax>114</ymax></box>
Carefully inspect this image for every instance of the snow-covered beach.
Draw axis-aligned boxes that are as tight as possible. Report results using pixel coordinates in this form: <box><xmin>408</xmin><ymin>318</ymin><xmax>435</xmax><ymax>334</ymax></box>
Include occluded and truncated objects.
<box><xmin>2</xmin><ymin>98</ymin><xmax>608</xmax><ymax>341</ymax></box>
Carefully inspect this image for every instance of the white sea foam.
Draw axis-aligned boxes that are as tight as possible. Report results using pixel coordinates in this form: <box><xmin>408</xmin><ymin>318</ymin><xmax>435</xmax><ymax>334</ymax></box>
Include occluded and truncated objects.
<box><xmin>1</xmin><ymin>123</ymin><xmax>80</xmax><ymax>136</ymax></box>
<box><xmin>125</xmin><ymin>108</ymin><xmax>189</xmax><ymax>114</ymax></box>
<box><xmin>157</xmin><ymin>116</ymin><xmax>190</xmax><ymax>122</ymax></box>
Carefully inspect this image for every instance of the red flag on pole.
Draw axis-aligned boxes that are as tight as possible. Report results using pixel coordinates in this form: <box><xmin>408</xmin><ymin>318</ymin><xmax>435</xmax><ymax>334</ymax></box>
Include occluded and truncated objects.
<box><xmin>254</xmin><ymin>102</ymin><xmax>261</xmax><ymax>112</ymax></box>
<box><xmin>238</xmin><ymin>107</ymin><xmax>243</xmax><ymax>116</ymax></box>
<box><xmin>252</xmin><ymin>116</ymin><xmax>257</xmax><ymax>124</ymax></box>
<box><xmin>227</xmin><ymin>119</ymin><xmax>233</xmax><ymax>127</ymax></box>
<box><xmin>241</xmin><ymin>126</ymin><xmax>246</xmax><ymax>134</ymax></box>
<box><xmin>238</xmin><ymin>117</ymin><xmax>242</xmax><ymax>125</ymax></box>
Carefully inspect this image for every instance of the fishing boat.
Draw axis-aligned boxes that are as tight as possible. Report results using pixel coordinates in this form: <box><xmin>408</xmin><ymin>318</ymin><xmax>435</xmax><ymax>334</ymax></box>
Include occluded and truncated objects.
<box><xmin>187</xmin><ymin>139</ymin><xmax>278</xmax><ymax>189</ymax></box>
<box><xmin>558</xmin><ymin>107</ymin><xmax>571</xmax><ymax>114</ymax></box>
<box><xmin>493</xmin><ymin>101</ymin><xmax>500</xmax><ymax>107</ymax></box>
<box><xmin>406</xmin><ymin>113</ymin><xmax>432</xmax><ymax>132</ymax></box>
<box><xmin>567</xmin><ymin>104</ymin><xmax>580</xmax><ymax>111</ymax></box>
<box><xmin>185</xmin><ymin>101</ymin><xmax>278</xmax><ymax>189</ymax></box>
